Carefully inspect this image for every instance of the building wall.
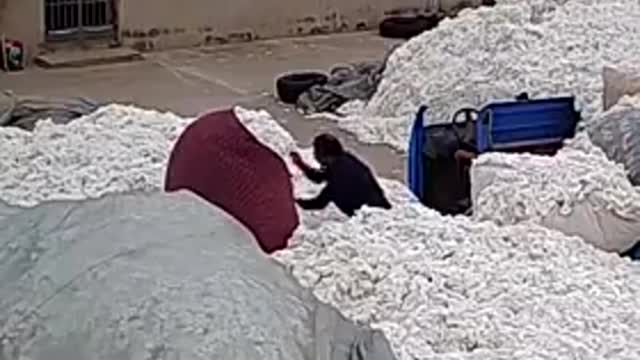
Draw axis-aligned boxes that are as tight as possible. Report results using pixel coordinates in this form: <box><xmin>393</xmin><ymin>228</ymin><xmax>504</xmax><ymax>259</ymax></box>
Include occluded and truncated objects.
<box><xmin>0</xmin><ymin>0</ymin><xmax>483</xmax><ymax>58</ymax></box>
<box><xmin>0</xmin><ymin>0</ymin><xmax>42</xmax><ymax>57</ymax></box>
<box><xmin>119</xmin><ymin>0</ymin><xmax>483</xmax><ymax>51</ymax></box>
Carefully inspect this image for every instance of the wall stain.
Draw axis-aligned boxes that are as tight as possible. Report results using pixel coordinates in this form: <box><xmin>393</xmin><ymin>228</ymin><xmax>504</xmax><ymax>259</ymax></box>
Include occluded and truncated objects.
<box><xmin>309</xmin><ymin>25</ymin><xmax>330</xmax><ymax>35</ymax></box>
<box><xmin>384</xmin><ymin>7</ymin><xmax>421</xmax><ymax>16</ymax></box>
<box><xmin>227</xmin><ymin>31</ymin><xmax>254</xmax><ymax>43</ymax></box>
<box><xmin>297</xmin><ymin>16</ymin><xmax>316</xmax><ymax>24</ymax></box>
<box><xmin>131</xmin><ymin>30</ymin><xmax>146</xmax><ymax>38</ymax></box>
<box><xmin>131</xmin><ymin>40</ymin><xmax>151</xmax><ymax>51</ymax></box>
<box><xmin>119</xmin><ymin>1</ymin><xmax>480</xmax><ymax>53</ymax></box>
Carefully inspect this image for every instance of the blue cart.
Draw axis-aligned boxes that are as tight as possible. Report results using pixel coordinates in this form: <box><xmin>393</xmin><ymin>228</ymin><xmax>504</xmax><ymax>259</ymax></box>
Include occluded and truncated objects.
<box><xmin>407</xmin><ymin>95</ymin><xmax>580</xmax><ymax>215</ymax></box>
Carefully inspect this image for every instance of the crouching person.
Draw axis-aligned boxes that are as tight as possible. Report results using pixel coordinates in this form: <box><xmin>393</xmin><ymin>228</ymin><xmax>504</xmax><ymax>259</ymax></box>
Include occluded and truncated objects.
<box><xmin>290</xmin><ymin>134</ymin><xmax>391</xmax><ymax>217</ymax></box>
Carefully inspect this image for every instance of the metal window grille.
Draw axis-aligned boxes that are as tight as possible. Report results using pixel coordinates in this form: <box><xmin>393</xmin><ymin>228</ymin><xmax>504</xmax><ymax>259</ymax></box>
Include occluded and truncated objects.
<box><xmin>44</xmin><ymin>0</ymin><xmax>115</xmax><ymax>41</ymax></box>
<box><xmin>425</xmin><ymin>0</ymin><xmax>440</xmax><ymax>13</ymax></box>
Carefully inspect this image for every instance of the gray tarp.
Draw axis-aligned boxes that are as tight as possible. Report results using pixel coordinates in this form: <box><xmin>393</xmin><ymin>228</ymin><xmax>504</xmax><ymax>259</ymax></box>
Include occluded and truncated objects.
<box><xmin>0</xmin><ymin>191</ymin><xmax>396</xmax><ymax>360</ymax></box>
<box><xmin>0</xmin><ymin>90</ymin><xmax>99</xmax><ymax>130</ymax></box>
<box><xmin>0</xmin><ymin>200</ymin><xmax>22</xmax><ymax>223</ymax></box>
<box><xmin>296</xmin><ymin>46</ymin><xmax>399</xmax><ymax>114</ymax></box>
<box><xmin>589</xmin><ymin>102</ymin><xmax>640</xmax><ymax>186</ymax></box>
<box><xmin>592</xmin><ymin>65</ymin><xmax>640</xmax><ymax>186</ymax></box>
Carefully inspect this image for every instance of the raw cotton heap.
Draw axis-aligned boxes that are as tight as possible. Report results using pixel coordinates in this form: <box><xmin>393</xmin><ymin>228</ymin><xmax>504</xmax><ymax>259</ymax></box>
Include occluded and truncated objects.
<box><xmin>275</xmin><ymin>203</ymin><xmax>640</xmax><ymax>360</ymax></box>
<box><xmin>0</xmin><ymin>105</ymin><xmax>192</xmax><ymax>207</ymax></box>
<box><xmin>470</xmin><ymin>133</ymin><xmax>640</xmax><ymax>252</ymax></box>
<box><xmin>0</xmin><ymin>105</ymin><xmax>409</xmax><ymax>212</ymax></box>
<box><xmin>4</xmin><ymin>105</ymin><xmax>640</xmax><ymax>360</ymax></box>
<box><xmin>471</xmin><ymin>133</ymin><xmax>640</xmax><ymax>225</ymax></box>
<box><xmin>331</xmin><ymin>0</ymin><xmax>640</xmax><ymax>150</ymax></box>
<box><xmin>0</xmin><ymin>105</ymin><xmax>304</xmax><ymax>207</ymax></box>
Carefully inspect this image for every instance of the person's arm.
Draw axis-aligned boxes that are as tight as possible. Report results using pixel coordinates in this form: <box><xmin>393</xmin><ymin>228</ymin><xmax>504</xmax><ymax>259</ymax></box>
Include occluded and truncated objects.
<box><xmin>291</xmin><ymin>152</ymin><xmax>327</xmax><ymax>184</ymax></box>
<box><xmin>299</xmin><ymin>162</ymin><xmax>328</xmax><ymax>184</ymax></box>
<box><xmin>296</xmin><ymin>185</ymin><xmax>332</xmax><ymax>210</ymax></box>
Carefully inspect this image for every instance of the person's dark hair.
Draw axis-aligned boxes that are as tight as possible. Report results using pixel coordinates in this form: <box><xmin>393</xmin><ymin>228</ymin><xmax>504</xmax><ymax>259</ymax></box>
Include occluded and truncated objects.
<box><xmin>313</xmin><ymin>133</ymin><xmax>344</xmax><ymax>158</ymax></box>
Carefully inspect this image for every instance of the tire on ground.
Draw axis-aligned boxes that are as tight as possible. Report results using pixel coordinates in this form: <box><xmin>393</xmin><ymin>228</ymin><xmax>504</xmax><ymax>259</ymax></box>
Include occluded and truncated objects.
<box><xmin>378</xmin><ymin>15</ymin><xmax>440</xmax><ymax>40</ymax></box>
<box><xmin>276</xmin><ymin>72</ymin><xmax>329</xmax><ymax>104</ymax></box>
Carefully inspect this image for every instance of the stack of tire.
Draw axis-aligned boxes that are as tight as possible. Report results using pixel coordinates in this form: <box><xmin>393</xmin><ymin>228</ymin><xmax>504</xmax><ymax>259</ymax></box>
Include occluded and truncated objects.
<box><xmin>378</xmin><ymin>0</ymin><xmax>497</xmax><ymax>40</ymax></box>
<box><xmin>275</xmin><ymin>72</ymin><xmax>328</xmax><ymax>105</ymax></box>
<box><xmin>378</xmin><ymin>14</ymin><xmax>442</xmax><ymax>40</ymax></box>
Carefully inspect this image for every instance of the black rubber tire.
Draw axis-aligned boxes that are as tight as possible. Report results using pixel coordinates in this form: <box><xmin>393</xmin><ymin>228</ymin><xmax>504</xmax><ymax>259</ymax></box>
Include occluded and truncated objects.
<box><xmin>276</xmin><ymin>72</ymin><xmax>329</xmax><ymax>104</ymax></box>
<box><xmin>378</xmin><ymin>15</ymin><xmax>440</xmax><ymax>40</ymax></box>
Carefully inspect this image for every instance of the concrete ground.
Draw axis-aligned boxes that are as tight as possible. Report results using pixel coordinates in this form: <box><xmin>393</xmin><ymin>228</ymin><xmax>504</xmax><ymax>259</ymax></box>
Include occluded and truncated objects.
<box><xmin>0</xmin><ymin>32</ymin><xmax>406</xmax><ymax>180</ymax></box>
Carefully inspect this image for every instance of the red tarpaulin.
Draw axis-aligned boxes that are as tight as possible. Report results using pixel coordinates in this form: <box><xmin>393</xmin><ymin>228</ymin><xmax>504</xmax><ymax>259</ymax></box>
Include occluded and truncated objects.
<box><xmin>165</xmin><ymin>109</ymin><xmax>299</xmax><ymax>253</ymax></box>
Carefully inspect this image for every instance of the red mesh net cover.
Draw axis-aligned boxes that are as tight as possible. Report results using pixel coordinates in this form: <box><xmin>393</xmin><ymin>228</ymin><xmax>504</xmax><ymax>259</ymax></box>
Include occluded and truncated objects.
<box><xmin>165</xmin><ymin>109</ymin><xmax>299</xmax><ymax>253</ymax></box>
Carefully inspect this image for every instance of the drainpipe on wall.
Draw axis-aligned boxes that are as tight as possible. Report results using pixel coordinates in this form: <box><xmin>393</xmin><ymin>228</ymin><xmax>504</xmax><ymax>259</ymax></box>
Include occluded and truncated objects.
<box><xmin>0</xmin><ymin>0</ymin><xmax>6</xmax><ymax>25</ymax></box>
<box><xmin>111</xmin><ymin>0</ymin><xmax>121</xmax><ymax>46</ymax></box>
<box><xmin>77</xmin><ymin>0</ymin><xmax>87</xmax><ymax>48</ymax></box>
<box><xmin>425</xmin><ymin>0</ymin><xmax>440</xmax><ymax>14</ymax></box>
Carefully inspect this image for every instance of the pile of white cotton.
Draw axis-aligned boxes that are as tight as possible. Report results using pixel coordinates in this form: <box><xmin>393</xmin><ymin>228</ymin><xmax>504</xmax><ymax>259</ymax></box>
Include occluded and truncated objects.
<box><xmin>4</xmin><ymin>105</ymin><xmax>640</xmax><ymax>360</ymax></box>
<box><xmin>471</xmin><ymin>133</ymin><xmax>640</xmax><ymax>252</ymax></box>
<box><xmin>0</xmin><ymin>105</ymin><xmax>192</xmax><ymax>207</ymax></box>
<box><xmin>0</xmin><ymin>105</ymin><xmax>318</xmax><ymax>208</ymax></box>
<box><xmin>275</xmin><ymin>202</ymin><xmax>640</xmax><ymax>360</ymax></box>
<box><xmin>471</xmin><ymin>134</ymin><xmax>640</xmax><ymax>225</ymax></box>
<box><xmin>331</xmin><ymin>0</ymin><xmax>640</xmax><ymax>150</ymax></box>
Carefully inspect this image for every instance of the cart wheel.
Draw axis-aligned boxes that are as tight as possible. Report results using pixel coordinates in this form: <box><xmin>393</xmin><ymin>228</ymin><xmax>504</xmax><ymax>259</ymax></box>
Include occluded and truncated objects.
<box><xmin>275</xmin><ymin>72</ymin><xmax>328</xmax><ymax>104</ymax></box>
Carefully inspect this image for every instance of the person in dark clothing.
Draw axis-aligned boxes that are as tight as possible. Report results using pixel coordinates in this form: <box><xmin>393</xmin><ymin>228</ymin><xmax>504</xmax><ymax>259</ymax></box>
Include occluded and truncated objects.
<box><xmin>290</xmin><ymin>134</ymin><xmax>392</xmax><ymax>217</ymax></box>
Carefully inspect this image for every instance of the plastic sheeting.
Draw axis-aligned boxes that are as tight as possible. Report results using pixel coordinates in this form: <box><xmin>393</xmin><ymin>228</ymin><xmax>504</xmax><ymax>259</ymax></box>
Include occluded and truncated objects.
<box><xmin>0</xmin><ymin>200</ymin><xmax>21</xmax><ymax>222</ymax></box>
<box><xmin>591</xmin><ymin>65</ymin><xmax>640</xmax><ymax>186</ymax></box>
<box><xmin>590</xmin><ymin>95</ymin><xmax>640</xmax><ymax>186</ymax></box>
<box><xmin>296</xmin><ymin>46</ymin><xmax>398</xmax><ymax>114</ymax></box>
<box><xmin>165</xmin><ymin>109</ymin><xmax>299</xmax><ymax>254</ymax></box>
<box><xmin>0</xmin><ymin>191</ymin><xmax>396</xmax><ymax>360</ymax></box>
<box><xmin>0</xmin><ymin>91</ymin><xmax>99</xmax><ymax>130</ymax></box>
<box><xmin>602</xmin><ymin>65</ymin><xmax>640</xmax><ymax>111</ymax></box>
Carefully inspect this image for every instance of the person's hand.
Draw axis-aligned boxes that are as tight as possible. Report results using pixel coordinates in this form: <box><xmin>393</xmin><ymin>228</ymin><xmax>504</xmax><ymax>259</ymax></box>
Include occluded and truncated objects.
<box><xmin>290</xmin><ymin>151</ymin><xmax>303</xmax><ymax>166</ymax></box>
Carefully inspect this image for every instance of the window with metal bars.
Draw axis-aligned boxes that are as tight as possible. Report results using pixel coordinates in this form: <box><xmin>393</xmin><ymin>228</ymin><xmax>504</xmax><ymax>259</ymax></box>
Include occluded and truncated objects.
<box><xmin>44</xmin><ymin>0</ymin><xmax>115</xmax><ymax>40</ymax></box>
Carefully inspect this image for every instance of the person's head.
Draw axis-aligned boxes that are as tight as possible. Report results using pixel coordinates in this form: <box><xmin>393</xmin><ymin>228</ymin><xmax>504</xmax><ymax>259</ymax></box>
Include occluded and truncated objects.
<box><xmin>312</xmin><ymin>133</ymin><xmax>344</xmax><ymax>165</ymax></box>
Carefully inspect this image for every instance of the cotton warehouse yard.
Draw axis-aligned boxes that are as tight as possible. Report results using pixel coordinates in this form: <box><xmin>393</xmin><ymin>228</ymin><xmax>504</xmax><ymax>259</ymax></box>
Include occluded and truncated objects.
<box><xmin>2</xmin><ymin>0</ymin><xmax>640</xmax><ymax>359</ymax></box>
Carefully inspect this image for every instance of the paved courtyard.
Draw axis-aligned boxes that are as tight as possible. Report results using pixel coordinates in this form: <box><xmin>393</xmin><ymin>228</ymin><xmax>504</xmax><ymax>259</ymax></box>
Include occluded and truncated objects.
<box><xmin>1</xmin><ymin>32</ymin><xmax>406</xmax><ymax>179</ymax></box>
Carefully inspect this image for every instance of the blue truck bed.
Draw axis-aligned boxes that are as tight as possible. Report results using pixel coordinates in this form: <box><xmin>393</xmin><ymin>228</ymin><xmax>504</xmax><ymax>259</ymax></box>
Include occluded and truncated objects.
<box><xmin>407</xmin><ymin>96</ymin><xmax>580</xmax><ymax>212</ymax></box>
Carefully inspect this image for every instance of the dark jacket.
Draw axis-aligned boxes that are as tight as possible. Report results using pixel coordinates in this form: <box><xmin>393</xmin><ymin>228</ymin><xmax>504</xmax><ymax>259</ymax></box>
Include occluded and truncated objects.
<box><xmin>297</xmin><ymin>152</ymin><xmax>391</xmax><ymax>216</ymax></box>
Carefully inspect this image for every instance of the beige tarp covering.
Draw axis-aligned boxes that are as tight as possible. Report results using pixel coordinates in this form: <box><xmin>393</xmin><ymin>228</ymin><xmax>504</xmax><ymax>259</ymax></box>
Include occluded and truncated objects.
<box><xmin>603</xmin><ymin>64</ymin><xmax>640</xmax><ymax>111</ymax></box>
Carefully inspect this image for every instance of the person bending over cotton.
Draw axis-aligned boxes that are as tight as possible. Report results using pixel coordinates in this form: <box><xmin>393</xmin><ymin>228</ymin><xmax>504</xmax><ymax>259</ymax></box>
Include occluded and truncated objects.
<box><xmin>290</xmin><ymin>133</ymin><xmax>391</xmax><ymax>216</ymax></box>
